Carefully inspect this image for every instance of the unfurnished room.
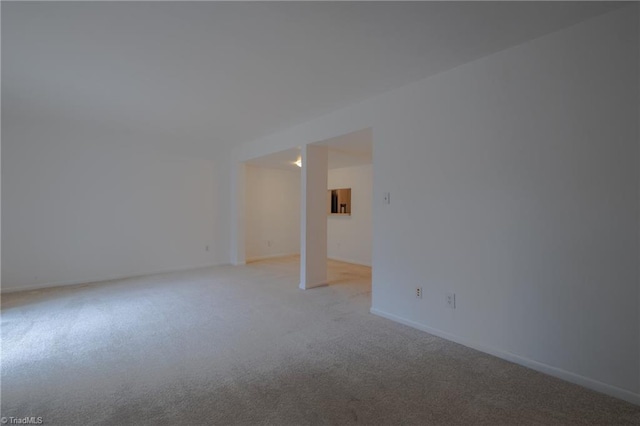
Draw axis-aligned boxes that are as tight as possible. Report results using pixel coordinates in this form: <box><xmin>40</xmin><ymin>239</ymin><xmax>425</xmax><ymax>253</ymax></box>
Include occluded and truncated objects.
<box><xmin>2</xmin><ymin>1</ymin><xmax>640</xmax><ymax>425</ymax></box>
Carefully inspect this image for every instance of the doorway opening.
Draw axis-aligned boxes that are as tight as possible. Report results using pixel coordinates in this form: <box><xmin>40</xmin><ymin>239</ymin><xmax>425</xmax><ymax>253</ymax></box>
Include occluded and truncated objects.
<box><xmin>235</xmin><ymin>128</ymin><xmax>373</xmax><ymax>302</ymax></box>
<box><xmin>243</xmin><ymin>148</ymin><xmax>302</xmax><ymax>264</ymax></box>
<box><xmin>316</xmin><ymin>128</ymin><xmax>373</xmax><ymax>288</ymax></box>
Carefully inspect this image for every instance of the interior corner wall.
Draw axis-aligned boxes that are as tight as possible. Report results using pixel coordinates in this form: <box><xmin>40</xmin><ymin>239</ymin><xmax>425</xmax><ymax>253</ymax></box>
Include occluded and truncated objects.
<box><xmin>1</xmin><ymin>113</ymin><xmax>231</xmax><ymax>292</ymax></box>
<box><xmin>327</xmin><ymin>164</ymin><xmax>372</xmax><ymax>266</ymax></box>
<box><xmin>245</xmin><ymin>165</ymin><xmax>301</xmax><ymax>261</ymax></box>
<box><xmin>235</xmin><ymin>6</ymin><xmax>640</xmax><ymax>403</ymax></box>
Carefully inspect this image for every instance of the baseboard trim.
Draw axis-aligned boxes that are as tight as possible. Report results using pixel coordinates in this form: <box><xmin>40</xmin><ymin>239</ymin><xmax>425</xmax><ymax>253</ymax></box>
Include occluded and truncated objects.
<box><xmin>370</xmin><ymin>308</ymin><xmax>640</xmax><ymax>406</ymax></box>
<box><xmin>1</xmin><ymin>262</ymin><xmax>227</xmax><ymax>294</ymax></box>
<box><xmin>299</xmin><ymin>281</ymin><xmax>328</xmax><ymax>290</ymax></box>
<box><xmin>245</xmin><ymin>254</ymin><xmax>369</xmax><ymax>267</ymax></box>
<box><xmin>327</xmin><ymin>256</ymin><xmax>371</xmax><ymax>267</ymax></box>
<box><xmin>246</xmin><ymin>252</ymin><xmax>299</xmax><ymax>263</ymax></box>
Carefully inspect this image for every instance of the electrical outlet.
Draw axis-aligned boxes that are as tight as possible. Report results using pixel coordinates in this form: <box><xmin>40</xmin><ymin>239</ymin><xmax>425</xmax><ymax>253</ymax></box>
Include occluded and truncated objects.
<box><xmin>267</xmin><ymin>240</ymin><xmax>272</xmax><ymax>247</ymax></box>
<box><xmin>205</xmin><ymin>245</ymin><xmax>209</xmax><ymax>252</ymax></box>
<box><xmin>383</xmin><ymin>192</ymin><xmax>391</xmax><ymax>205</ymax></box>
<box><xmin>416</xmin><ymin>287</ymin><xmax>423</xmax><ymax>299</ymax></box>
<box><xmin>446</xmin><ymin>292</ymin><xmax>456</xmax><ymax>309</ymax></box>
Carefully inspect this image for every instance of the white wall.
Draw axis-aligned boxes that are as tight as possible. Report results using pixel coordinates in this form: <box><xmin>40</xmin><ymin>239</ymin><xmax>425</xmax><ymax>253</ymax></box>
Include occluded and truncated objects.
<box><xmin>244</xmin><ymin>163</ymin><xmax>371</xmax><ymax>266</ymax></box>
<box><xmin>2</xmin><ymin>111</ymin><xmax>231</xmax><ymax>292</ymax></box>
<box><xmin>299</xmin><ymin>144</ymin><xmax>329</xmax><ymax>289</ymax></box>
<box><xmin>233</xmin><ymin>6</ymin><xmax>640</xmax><ymax>403</ymax></box>
<box><xmin>327</xmin><ymin>164</ymin><xmax>372</xmax><ymax>266</ymax></box>
<box><xmin>245</xmin><ymin>165</ymin><xmax>300</xmax><ymax>261</ymax></box>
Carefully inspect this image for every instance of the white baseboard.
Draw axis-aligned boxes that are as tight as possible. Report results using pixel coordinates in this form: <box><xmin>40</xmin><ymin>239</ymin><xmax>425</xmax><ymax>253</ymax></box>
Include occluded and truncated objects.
<box><xmin>299</xmin><ymin>281</ymin><xmax>328</xmax><ymax>290</ymax></box>
<box><xmin>245</xmin><ymin>254</ymin><xmax>369</xmax><ymax>267</ymax></box>
<box><xmin>246</xmin><ymin>252</ymin><xmax>299</xmax><ymax>263</ymax></box>
<box><xmin>1</xmin><ymin>262</ymin><xmax>227</xmax><ymax>294</ymax></box>
<box><xmin>327</xmin><ymin>256</ymin><xmax>371</xmax><ymax>267</ymax></box>
<box><xmin>370</xmin><ymin>307</ymin><xmax>640</xmax><ymax>406</ymax></box>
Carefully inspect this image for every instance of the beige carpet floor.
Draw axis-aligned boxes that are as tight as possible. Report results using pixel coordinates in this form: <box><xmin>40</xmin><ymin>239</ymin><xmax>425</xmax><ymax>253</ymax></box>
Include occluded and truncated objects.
<box><xmin>2</xmin><ymin>256</ymin><xmax>640</xmax><ymax>425</ymax></box>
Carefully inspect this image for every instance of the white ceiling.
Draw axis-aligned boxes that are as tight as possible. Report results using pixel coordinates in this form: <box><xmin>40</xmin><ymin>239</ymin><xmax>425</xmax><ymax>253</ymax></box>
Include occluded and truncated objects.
<box><xmin>2</xmin><ymin>2</ymin><xmax>622</xmax><ymax>157</ymax></box>
<box><xmin>321</xmin><ymin>128</ymin><xmax>373</xmax><ymax>170</ymax></box>
<box><xmin>246</xmin><ymin>147</ymin><xmax>302</xmax><ymax>172</ymax></box>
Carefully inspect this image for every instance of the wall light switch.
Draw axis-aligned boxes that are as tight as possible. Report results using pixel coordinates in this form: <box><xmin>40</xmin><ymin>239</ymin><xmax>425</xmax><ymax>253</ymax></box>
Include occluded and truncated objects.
<box><xmin>446</xmin><ymin>292</ymin><xmax>456</xmax><ymax>309</ymax></box>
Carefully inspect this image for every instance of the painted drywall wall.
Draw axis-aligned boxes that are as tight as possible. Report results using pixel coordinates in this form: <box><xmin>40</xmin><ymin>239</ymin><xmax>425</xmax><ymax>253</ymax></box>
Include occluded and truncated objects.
<box><xmin>233</xmin><ymin>6</ymin><xmax>640</xmax><ymax>403</ymax></box>
<box><xmin>244</xmin><ymin>163</ymin><xmax>371</xmax><ymax>266</ymax></box>
<box><xmin>245</xmin><ymin>165</ymin><xmax>300</xmax><ymax>261</ymax></box>
<box><xmin>2</xmin><ymin>111</ymin><xmax>231</xmax><ymax>292</ymax></box>
<box><xmin>300</xmin><ymin>144</ymin><xmax>329</xmax><ymax>289</ymax></box>
<box><xmin>327</xmin><ymin>165</ymin><xmax>372</xmax><ymax>266</ymax></box>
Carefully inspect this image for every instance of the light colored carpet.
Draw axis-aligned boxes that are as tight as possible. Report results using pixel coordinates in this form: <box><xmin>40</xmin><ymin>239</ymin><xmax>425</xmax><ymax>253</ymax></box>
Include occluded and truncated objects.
<box><xmin>2</xmin><ymin>256</ymin><xmax>639</xmax><ymax>425</ymax></box>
